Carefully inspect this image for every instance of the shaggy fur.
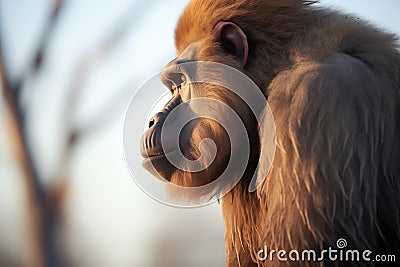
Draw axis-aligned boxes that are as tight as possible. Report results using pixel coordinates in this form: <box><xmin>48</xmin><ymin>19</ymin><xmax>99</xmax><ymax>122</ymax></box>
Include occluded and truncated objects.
<box><xmin>172</xmin><ymin>0</ymin><xmax>400</xmax><ymax>266</ymax></box>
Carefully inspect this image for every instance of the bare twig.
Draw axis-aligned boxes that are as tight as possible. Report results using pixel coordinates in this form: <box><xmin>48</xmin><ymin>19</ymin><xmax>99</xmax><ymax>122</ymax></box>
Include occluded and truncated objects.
<box><xmin>0</xmin><ymin>0</ymin><xmax>65</xmax><ymax>266</ymax></box>
<box><xmin>1</xmin><ymin>1</ymin><xmax>164</xmax><ymax>266</ymax></box>
<box><xmin>1</xmin><ymin>55</ymin><xmax>46</xmax><ymax>267</ymax></box>
<box><xmin>13</xmin><ymin>0</ymin><xmax>64</xmax><ymax>116</ymax></box>
<box><xmin>56</xmin><ymin>1</ymin><xmax>160</xmax><ymax>168</ymax></box>
<box><xmin>31</xmin><ymin>0</ymin><xmax>64</xmax><ymax>73</ymax></box>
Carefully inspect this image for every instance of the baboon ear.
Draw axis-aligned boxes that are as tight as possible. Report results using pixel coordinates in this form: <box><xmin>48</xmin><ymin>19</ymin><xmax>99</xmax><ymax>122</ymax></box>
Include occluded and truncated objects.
<box><xmin>214</xmin><ymin>21</ymin><xmax>249</xmax><ymax>67</ymax></box>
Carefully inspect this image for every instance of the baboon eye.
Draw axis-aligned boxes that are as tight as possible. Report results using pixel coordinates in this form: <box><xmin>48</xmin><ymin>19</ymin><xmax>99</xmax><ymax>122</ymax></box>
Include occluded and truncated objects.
<box><xmin>180</xmin><ymin>73</ymin><xmax>187</xmax><ymax>86</ymax></box>
<box><xmin>170</xmin><ymin>73</ymin><xmax>187</xmax><ymax>94</ymax></box>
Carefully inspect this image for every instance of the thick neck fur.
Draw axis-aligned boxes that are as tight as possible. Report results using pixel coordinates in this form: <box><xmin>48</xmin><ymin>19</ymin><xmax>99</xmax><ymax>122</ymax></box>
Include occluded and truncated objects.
<box><xmin>221</xmin><ymin>5</ymin><xmax>400</xmax><ymax>267</ymax></box>
<box><xmin>222</xmin><ymin>184</ymin><xmax>261</xmax><ymax>266</ymax></box>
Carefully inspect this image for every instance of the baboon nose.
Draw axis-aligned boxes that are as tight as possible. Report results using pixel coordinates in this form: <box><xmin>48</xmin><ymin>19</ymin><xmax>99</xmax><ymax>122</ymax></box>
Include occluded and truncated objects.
<box><xmin>148</xmin><ymin>117</ymin><xmax>155</xmax><ymax>128</ymax></box>
<box><xmin>148</xmin><ymin>113</ymin><xmax>163</xmax><ymax>128</ymax></box>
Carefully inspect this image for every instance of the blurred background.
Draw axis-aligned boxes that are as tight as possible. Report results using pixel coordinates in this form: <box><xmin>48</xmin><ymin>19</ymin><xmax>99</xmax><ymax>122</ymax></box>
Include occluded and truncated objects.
<box><xmin>0</xmin><ymin>0</ymin><xmax>398</xmax><ymax>267</ymax></box>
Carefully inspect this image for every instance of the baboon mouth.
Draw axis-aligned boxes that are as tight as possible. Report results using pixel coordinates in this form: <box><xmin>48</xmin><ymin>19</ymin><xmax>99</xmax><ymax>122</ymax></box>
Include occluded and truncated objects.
<box><xmin>141</xmin><ymin>148</ymin><xmax>179</xmax><ymax>159</ymax></box>
<box><xmin>143</xmin><ymin>151</ymin><xmax>165</xmax><ymax>158</ymax></box>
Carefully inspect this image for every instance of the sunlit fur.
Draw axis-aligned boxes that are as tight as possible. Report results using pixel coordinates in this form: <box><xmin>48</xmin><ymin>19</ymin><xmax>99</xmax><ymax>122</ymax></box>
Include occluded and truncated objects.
<box><xmin>174</xmin><ymin>0</ymin><xmax>400</xmax><ymax>266</ymax></box>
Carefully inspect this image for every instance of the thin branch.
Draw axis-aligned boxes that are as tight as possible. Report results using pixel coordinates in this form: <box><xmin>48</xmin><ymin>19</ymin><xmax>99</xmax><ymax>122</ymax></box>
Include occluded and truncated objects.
<box><xmin>55</xmin><ymin>1</ymin><xmax>160</xmax><ymax>168</ymax></box>
<box><xmin>12</xmin><ymin>0</ymin><xmax>64</xmax><ymax>118</ymax></box>
<box><xmin>1</xmin><ymin>55</ymin><xmax>47</xmax><ymax>267</ymax></box>
<box><xmin>31</xmin><ymin>0</ymin><xmax>64</xmax><ymax>73</ymax></box>
<box><xmin>0</xmin><ymin>0</ymin><xmax>65</xmax><ymax>266</ymax></box>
